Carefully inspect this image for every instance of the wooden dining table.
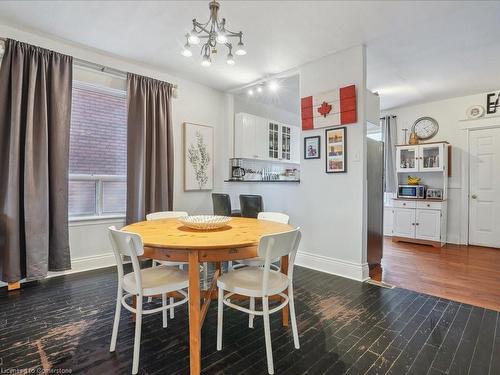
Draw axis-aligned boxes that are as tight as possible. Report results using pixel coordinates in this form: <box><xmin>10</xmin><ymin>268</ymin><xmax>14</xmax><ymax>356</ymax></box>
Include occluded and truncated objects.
<box><xmin>122</xmin><ymin>216</ymin><xmax>294</xmax><ymax>375</ymax></box>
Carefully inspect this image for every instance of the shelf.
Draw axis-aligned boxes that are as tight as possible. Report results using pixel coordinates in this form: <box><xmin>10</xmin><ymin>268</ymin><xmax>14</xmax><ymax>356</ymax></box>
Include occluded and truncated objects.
<box><xmin>224</xmin><ymin>179</ymin><xmax>300</xmax><ymax>183</ymax></box>
<box><xmin>230</xmin><ymin>157</ymin><xmax>300</xmax><ymax>165</ymax></box>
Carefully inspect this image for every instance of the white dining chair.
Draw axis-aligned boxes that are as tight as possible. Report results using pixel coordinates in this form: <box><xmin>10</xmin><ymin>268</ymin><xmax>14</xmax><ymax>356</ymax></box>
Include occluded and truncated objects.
<box><xmin>232</xmin><ymin>212</ymin><xmax>289</xmax><ymax>272</ymax></box>
<box><xmin>146</xmin><ymin>211</ymin><xmax>208</xmax><ymax>314</ymax></box>
<box><xmin>108</xmin><ymin>226</ymin><xmax>189</xmax><ymax>375</ymax></box>
<box><xmin>216</xmin><ymin>228</ymin><xmax>301</xmax><ymax>375</ymax></box>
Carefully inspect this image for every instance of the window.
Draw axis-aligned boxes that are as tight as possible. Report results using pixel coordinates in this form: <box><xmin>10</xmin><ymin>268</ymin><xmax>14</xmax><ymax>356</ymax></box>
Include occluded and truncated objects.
<box><xmin>68</xmin><ymin>81</ymin><xmax>127</xmax><ymax>218</ymax></box>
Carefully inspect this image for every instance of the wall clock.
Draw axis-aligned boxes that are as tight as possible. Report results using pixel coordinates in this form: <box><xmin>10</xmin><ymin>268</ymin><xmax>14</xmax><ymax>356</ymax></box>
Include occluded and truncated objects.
<box><xmin>411</xmin><ymin>117</ymin><xmax>439</xmax><ymax>140</ymax></box>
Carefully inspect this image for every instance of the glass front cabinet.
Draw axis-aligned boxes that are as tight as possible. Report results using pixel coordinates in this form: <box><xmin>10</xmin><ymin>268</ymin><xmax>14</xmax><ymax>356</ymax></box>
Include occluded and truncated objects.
<box><xmin>396</xmin><ymin>145</ymin><xmax>419</xmax><ymax>172</ymax></box>
<box><xmin>396</xmin><ymin>143</ymin><xmax>446</xmax><ymax>173</ymax></box>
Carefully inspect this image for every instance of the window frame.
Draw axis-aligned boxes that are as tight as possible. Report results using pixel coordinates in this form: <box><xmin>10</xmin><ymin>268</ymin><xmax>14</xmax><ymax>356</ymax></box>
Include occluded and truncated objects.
<box><xmin>68</xmin><ymin>80</ymin><xmax>127</xmax><ymax>222</ymax></box>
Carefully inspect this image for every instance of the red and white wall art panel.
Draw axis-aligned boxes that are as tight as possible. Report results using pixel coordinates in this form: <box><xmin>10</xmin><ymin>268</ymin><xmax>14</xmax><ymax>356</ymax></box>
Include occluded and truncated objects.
<box><xmin>301</xmin><ymin>85</ymin><xmax>357</xmax><ymax>130</ymax></box>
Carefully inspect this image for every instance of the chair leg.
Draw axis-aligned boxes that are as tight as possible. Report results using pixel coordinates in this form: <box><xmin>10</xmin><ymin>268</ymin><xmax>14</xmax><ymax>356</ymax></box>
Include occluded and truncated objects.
<box><xmin>162</xmin><ymin>293</ymin><xmax>168</xmax><ymax>328</ymax></box>
<box><xmin>217</xmin><ymin>287</ymin><xmax>224</xmax><ymax>351</ymax></box>
<box><xmin>109</xmin><ymin>286</ymin><xmax>122</xmax><ymax>352</ymax></box>
<box><xmin>249</xmin><ymin>297</ymin><xmax>255</xmax><ymax>328</ymax></box>
<box><xmin>203</xmin><ymin>262</ymin><xmax>208</xmax><ymax>290</ymax></box>
<box><xmin>228</xmin><ymin>261</ymin><xmax>233</xmax><ymax>271</ymax></box>
<box><xmin>148</xmin><ymin>261</ymin><xmax>158</xmax><ymax>303</ymax></box>
<box><xmin>132</xmin><ymin>295</ymin><xmax>143</xmax><ymax>375</ymax></box>
<box><xmin>262</xmin><ymin>297</ymin><xmax>274</xmax><ymax>375</ymax></box>
<box><xmin>288</xmin><ymin>285</ymin><xmax>300</xmax><ymax>349</ymax></box>
<box><xmin>169</xmin><ymin>297</ymin><xmax>175</xmax><ymax>319</ymax></box>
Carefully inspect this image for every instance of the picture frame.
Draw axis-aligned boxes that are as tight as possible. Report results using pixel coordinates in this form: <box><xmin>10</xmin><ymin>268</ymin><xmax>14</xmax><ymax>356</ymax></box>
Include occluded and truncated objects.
<box><xmin>184</xmin><ymin>122</ymin><xmax>214</xmax><ymax>191</ymax></box>
<box><xmin>325</xmin><ymin>127</ymin><xmax>347</xmax><ymax>173</ymax></box>
<box><xmin>304</xmin><ymin>135</ymin><xmax>321</xmax><ymax>159</ymax></box>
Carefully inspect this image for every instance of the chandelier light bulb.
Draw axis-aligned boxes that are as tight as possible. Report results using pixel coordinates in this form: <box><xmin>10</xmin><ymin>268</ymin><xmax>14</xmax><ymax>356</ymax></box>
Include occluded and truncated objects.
<box><xmin>216</xmin><ymin>32</ymin><xmax>228</xmax><ymax>44</ymax></box>
<box><xmin>201</xmin><ymin>55</ymin><xmax>211</xmax><ymax>67</ymax></box>
<box><xmin>188</xmin><ymin>33</ymin><xmax>200</xmax><ymax>45</ymax></box>
<box><xmin>181</xmin><ymin>42</ymin><xmax>193</xmax><ymax>57</ymax></box>
<box><xmin>226</xmin><ymin>52</ymin><xmax>235</xmax><ymax>65</ymax></box>
<box><xmin>235</xmin><ymin>41</ymin><xmax>246</xmax><ymax>56</ymax></box>
<box><xmin>181</xmin><ymin>48</ymin><xmax>193</xmax><ymax>57</ymax></box>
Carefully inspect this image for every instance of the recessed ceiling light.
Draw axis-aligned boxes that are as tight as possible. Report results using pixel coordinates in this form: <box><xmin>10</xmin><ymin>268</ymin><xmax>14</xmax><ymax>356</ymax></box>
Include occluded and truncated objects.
<box><xmin>256</xmin><ymin>85</ymin><xmax>263</xmax><ymax>93</ymax></box>
<box><xmin>248</xmin><ymin>89</ymin><xmax>254</xmax><ymax>96</ymax></box>
<box><xmin>268</xmin><ymin>80</ymin><xmax>279</xmax><ymax>91</ymax></box>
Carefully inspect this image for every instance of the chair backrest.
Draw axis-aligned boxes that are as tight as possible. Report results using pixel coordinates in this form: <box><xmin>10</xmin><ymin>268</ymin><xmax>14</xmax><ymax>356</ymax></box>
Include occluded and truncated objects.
<box><xmin>239</xmin><ymin>194</ymin><xmax>263</xmax><ymax>218</ymax></box>
<box><xmin>257</xmin><ymin>228</ymin><xmax>301</xmax><ymax>292</ymax></box>
<box><xmin>212</xmin><ymin>193</ymin><xmax>232</xmax><ymax>216</ymax></box>
<box><xmin>146</xmin><ymin>211</ymin><xmax>188</xmax><ymax>221</ymax></box>
<box><xmin>108</xmin><ymin>226</ymin><xmax>144</xmax><ymax>291</ymax></box>
<box><xmin>257</xmin><ymin>212</ymin><xmax>289</xmax><ymax>224</ymax></box>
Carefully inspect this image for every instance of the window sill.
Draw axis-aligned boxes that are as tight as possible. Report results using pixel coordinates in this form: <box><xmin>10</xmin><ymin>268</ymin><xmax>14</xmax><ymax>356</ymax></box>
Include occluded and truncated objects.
<box><xmin>69</xmin><ymin>215</ymin><xmax>126</xmax><ymax>226</ymax></box>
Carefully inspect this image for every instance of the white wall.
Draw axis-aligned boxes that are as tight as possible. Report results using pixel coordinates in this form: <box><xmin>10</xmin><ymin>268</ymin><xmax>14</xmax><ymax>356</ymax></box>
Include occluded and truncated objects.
<box><xmin>294</xmin><ymin>45</ymin><xmax>368</xmax><ymax>279</ymax></box>
<box><xmin>223</xmin><ymin>46</ymin><xmax>370</xmax><ymax>281</ymax></box>
<box><xmin>234</xmin><ymin>93</ymin><xmax>300</xmax><ymax>127</ymax></box>
<box><xmin>384</xmin><ymin>90</ymin><xmax>500</xmax><ymax>244</ymax></box>
<box><xmin>0</xmin><ymin>23</ymin><xmax>225</xmax><ymax>280</ymax></box>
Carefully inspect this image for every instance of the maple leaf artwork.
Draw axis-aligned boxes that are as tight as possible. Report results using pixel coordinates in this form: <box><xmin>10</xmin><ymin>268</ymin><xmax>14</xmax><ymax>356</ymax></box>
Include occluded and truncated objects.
<box><xmin>318</xmin><ymin>101</ymin><xmax>332</xmax><ymax>118</ymax></box>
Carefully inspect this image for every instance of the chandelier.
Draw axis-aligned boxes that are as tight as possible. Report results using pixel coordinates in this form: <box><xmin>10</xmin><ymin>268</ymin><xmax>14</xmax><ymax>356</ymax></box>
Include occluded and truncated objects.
<box><xmin>181</xmin><ymin>0</ymin><xmax>246</xmax><ymax>66</ymax></box>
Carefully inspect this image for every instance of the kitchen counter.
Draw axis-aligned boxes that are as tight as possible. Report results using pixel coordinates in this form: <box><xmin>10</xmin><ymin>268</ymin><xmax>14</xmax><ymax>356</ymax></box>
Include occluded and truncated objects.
<box><xmin>392</xmin><ymin>198</ymin><xmax>446</xmax><ymax>202</ymax></box>
<box><xmin>224</xmin><ymin>179</ymin><xmax>300</xmax><ymax>183</ymax></box>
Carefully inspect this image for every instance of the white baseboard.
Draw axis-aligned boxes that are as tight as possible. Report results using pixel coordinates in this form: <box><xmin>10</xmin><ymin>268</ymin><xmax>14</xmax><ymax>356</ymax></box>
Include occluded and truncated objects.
<box><xmin>295</xmin><ymin>251</ymin><xmax>369</xmax><ymax>282</ymax></box>
<box><xmin>0</xmin><ymin>252</ymin><xmax>119</xmax><ymax>288</ymax></box>
<box><xmin>48</xmin><ymin>252</ymin><xmax>118</xmax><ymax>278</ymax></box>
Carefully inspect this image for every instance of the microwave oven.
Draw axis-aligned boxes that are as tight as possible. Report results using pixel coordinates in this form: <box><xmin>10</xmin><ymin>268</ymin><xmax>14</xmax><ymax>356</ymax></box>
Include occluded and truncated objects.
<box><xmin>398</xmin><ymin>185</ymin><xmax>426</xmax><ymax>199</ymax></box>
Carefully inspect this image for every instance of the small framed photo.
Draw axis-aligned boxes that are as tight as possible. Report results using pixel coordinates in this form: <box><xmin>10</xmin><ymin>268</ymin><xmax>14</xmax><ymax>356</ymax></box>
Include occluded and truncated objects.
<box><xmin>304</xmin><ymin>136</ymin><xmax>321</xmax><ymax>159</ymax></box>
<box><xmin>325</xmin><ymin>127</ymin><xmax>347</xmax><ymax>173</ymax></box>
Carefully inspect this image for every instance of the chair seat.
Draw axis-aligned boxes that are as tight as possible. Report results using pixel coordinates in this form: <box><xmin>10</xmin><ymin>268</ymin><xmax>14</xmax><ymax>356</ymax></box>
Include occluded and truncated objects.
<box><xmin>123</xmin><ymin>265</ymin><xmax>189</xmax><ymax>296</ymax></box>
<box><xmin>217</xmin><ymin>267</ymin><xmax>289</xmax><ymax>297</ymax></box>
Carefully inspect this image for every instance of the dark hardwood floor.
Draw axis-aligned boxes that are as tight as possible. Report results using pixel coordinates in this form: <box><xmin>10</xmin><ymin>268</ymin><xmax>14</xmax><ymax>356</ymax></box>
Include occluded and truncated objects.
<box><xmin>1</xmin><ymin>265</ymin><xmax>499</xmax><ymax>374</ymax></box>
<box><xmin>371</xmin><ymin>238</ymin><xmax>500</xmax><ymax>312</ymax></box>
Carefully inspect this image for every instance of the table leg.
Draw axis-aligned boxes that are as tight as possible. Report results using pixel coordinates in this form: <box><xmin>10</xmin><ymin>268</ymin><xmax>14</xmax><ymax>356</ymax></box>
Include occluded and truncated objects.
<box><xmin>281</xmin><ymin>255</ymin><xmax>289</xmax><ymax>327</ymax></box>
<box><xmin>188</xmin><ymin>251</ymin><xmax>201</xmax><ymax>375</ymax></box>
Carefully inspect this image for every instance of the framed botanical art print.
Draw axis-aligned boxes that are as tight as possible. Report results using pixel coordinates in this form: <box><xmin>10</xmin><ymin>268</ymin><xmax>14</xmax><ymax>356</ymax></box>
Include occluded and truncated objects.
<box><xmin>304</xmin><ymin>136</ymin><xmax>321</xmax><ymax>159</ymax></box>
<box><xmin>325</xmin><ymin>127</ymin><xmax>347</xmax><ymax>173</ymax></box>
<box><xmin>184</xmin><ymin>122</ymin><xmax>214</xmax><ymax>191</ymax></box>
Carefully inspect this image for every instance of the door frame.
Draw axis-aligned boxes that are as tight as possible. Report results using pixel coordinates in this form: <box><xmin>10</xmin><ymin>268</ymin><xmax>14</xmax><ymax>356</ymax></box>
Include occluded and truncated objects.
<box><xmin>463</xmin><ymin>123</ymin><xmax>500</xmax><ymax>246</ymax></box>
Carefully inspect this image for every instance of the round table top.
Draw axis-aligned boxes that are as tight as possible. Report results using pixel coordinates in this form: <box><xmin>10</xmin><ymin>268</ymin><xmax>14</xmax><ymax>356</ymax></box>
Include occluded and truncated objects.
<box><xmin>121</xmin><ymin>217</ymin><xmax>294</xmax><ymax>250</ymax></box>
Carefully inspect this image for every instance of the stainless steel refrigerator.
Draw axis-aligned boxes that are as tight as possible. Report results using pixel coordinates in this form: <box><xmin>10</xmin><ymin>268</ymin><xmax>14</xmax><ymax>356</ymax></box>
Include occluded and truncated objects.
<box><xmin>367</xmin><ymin>138</ymin><xmax>384</xmax><ymax>267</ymax></box>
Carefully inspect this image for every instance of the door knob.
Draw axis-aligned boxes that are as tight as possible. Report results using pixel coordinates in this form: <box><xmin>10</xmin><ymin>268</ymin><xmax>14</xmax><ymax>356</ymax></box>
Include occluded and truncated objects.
<box><xmin>471</xmin><ymin>194</ymin><xmax>478</xmax><ymax>199</ymax></box>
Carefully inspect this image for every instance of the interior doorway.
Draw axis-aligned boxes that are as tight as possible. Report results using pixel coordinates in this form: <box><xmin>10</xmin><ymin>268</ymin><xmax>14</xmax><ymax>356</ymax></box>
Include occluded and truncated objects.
<box><xmin>468</xmin><ymin>126</ymin><xmax>500</xmax><ymax>248</ymax></box>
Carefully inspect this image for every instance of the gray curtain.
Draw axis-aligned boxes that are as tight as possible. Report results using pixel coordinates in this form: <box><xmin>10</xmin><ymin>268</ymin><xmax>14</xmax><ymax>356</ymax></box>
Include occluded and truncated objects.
<box><xmin>0</xmin><ymin>39</ymin><xmax>73</xmax><ymax>282</ymax></box>
<box><xmin>383</xmin><ymin>115</ymin><xmax>397</xmax><ymax>193</ymax></box>
<box><xmin>126</xmin><ymin>73</ymin><xmax>174</xmax><ymax>224</ymax></box>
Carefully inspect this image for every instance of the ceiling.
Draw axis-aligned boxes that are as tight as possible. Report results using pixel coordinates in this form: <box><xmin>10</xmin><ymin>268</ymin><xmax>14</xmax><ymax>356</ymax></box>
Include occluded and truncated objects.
<box><xmin>0</xmin><ymin>1</ymin><xmax>499</xmax><ymax>109</ymax></box>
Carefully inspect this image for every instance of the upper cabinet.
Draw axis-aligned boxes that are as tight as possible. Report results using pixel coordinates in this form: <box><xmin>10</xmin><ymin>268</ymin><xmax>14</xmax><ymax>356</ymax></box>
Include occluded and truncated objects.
<box><xmin>235</xmin><ymin>113</ymin><xmax>300</xmax><ymax>163</ymax></box>
<box><xmin>396</xmin><ymin>143</ymin><xmax>447</xmax><ymax>173</ymax></box>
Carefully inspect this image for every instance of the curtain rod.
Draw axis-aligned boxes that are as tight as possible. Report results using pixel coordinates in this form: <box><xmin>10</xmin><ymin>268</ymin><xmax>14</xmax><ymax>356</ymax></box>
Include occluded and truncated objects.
<box><xmin>380</xmin><ymin>115</ymin><xmax>397</xmax><ymax>120</ymax></box>
<box><xmin>0</xmin><ymin>37</ymin><xmax>178</xmax><ymax>89</ymax></box>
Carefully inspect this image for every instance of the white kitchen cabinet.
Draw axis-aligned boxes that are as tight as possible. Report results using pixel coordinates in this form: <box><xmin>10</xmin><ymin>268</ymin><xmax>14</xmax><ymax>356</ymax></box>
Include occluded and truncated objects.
<box><xmin>234</xmin><ymin>113</ymin><xmax>268</xmax><ymax>160</ymax></box>
<box><xmin>396</xmin><ymin>143</ymin><xmax>447</xmax><ymax>173</ymax></box>
<box><xmin>419</xmin><ymin>143</ymin><xmax>445</xmax><ymax>172</ymax></box>
<box><xmin>396</xmin><ymin>145</ymin><xmax>419</xmax><ymax>173</ymax></box>
<box><xmin>235</xmin><ymin>112</ymin><xmax>300</xmax><ymax>163</ymax></box>
<box><xmin>415</xmin><ymin>209</ymin><xmax>441</xmax><ymax>241</ymax></box>
<box><xmin>392</xmin><ymin>202</ymin><xmax>446</xmax><ymax>246</ymax></box>
<box><xmin>393</xmin><ymin>208</ymin><xmax>416</xmax><ymax>238</ymax></box>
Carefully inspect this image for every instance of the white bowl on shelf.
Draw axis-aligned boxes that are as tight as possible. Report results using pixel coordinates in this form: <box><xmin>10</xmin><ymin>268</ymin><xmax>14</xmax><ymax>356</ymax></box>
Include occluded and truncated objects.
<box><xmin>178</xmin><ymin>215</ymin><xmax>232</xmax><ymax>230</ymax></box>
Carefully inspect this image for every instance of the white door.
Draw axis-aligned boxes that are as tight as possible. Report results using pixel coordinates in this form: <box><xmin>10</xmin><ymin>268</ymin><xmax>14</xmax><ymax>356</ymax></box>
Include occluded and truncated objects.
<box><xmin>415</xmin><ymin>209</ymin><xmax>441</xmax><ymax>241</ymax></box>
<box><xmin>469</xmin><ymin>127</ymin><xmax>500</xmax><ymax>248</ymax></box>
<box><xmin>392</xmin><ymin>208</ymin><xmax>416</xmax><ymax>238</ymax></box>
